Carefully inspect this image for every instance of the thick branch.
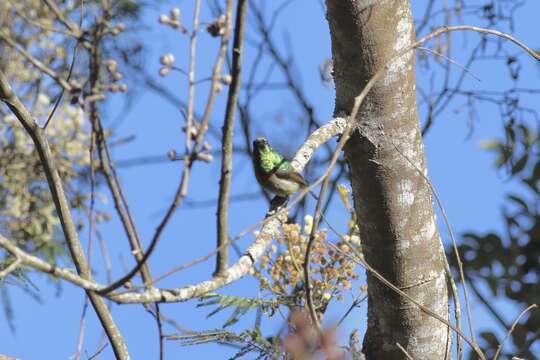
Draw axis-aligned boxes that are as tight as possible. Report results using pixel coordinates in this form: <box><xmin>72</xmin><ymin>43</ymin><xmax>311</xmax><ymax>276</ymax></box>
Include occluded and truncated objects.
<box><xmin>215</xmin><ymin>0</ymin><xmax>248</xmax><ymax>276</ymax></box>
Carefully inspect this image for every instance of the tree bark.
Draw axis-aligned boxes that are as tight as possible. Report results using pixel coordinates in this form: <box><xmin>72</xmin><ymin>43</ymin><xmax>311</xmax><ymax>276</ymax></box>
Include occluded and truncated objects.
<box><xmin>326</xmin><ymin>1</ymin><xmax>449</xmax><ymax>359</ymax></box>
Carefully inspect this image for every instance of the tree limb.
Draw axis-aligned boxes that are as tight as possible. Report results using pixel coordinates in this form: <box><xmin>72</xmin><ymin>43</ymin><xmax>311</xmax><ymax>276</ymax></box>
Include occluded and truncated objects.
<box><xmin>0</xmin><ymin>70</ymin><xmax>130</xmax><ymax>360</ymax></box>
<box><xmin>215</xmin><ymin>0</ymin><xmax>248</xmax><ymax>276</ymax></box>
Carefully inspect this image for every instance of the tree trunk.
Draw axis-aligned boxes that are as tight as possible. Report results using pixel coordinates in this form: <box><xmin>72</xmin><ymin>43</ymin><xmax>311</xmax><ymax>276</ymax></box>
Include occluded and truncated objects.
<box><xmin>325</xmin><ymin>1</ymin><xmax>449</xmax><ymax>359</ymax></box>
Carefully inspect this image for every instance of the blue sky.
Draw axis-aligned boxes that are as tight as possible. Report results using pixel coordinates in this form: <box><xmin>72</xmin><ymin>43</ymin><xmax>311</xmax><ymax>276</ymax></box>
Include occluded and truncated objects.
<box><xmin>2</xmin><ymin>1</ymin><xmax>540</xmax><ymax>359</ymax></box>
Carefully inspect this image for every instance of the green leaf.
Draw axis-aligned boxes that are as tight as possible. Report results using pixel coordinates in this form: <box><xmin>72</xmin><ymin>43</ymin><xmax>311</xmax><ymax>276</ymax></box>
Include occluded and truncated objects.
<box><xmin>486</xmin><ymin>275</ymin><xmax>498</xmax><ymax>296</ymax></box>
<box><xmin>505</xmin><ymin>123</ymin><xmax>516</xmax><ymax>145</ymax></box>
<box><xmin>506</xmin><ymin>194</ymin><xmax>529</xmax><ymax>212</ymax></box>
<box><xmin>517</xmin><ymin>124</ymin><xmax>533</xmax><ymax>147</ymax></box>
<box><xmin>480</xmin><ymin>331</ymin><xmax>499</xmax><ymax>347</ymax></box>
<box><xmin>523</xmin><ymin>160</ymin><xmax>540</xmax><ymax>194</ymax></box>
<box><xmin>479</xmin><ymin>139</ymin><xmax>501</xmax><ymax>150</ymax></box>
<box><xmin>197</xmin><ymin>293</ymin><xmax>279</xmax><ymax>328</ymax></box>
<box><xmin>511</xmin><ymin>154</ymin><xmax>528</xmax><ymax>175</ymax></box>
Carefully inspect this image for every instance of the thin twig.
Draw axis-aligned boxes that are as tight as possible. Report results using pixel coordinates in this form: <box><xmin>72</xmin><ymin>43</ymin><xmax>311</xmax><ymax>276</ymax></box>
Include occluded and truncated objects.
<box><xmin>43</xmin><ymin>0</ymin><xmax>84</xmax><ymax>129</ymax></box>
<box><xmin>0</xmin><ymin>233</ymin><xmax>102</xmax><ymax>291</ymax></box>
<box><xmin>0</xmin><ymin>32</ymin><xmax>73</xmax><ymax>91</ymax></box>
<box><xmin>41</xmin><ymin>0</ymin><xmax>80</xmax><ymax>33</ymax></box>
<box><xmin>336</xmin><ymin>294</ymin><xmax>367</xmax><ymax>327</ymax></box>
<box><xmin>156</xmin><ymin>304</ymin><xmax>165</xmax><ymax>360</ymax></box>
<box><xmin>95</xmin><ymin>229</ymin><xmax>114</xmax><ymax>358</ymax></box>
<box><xmin>443</xmin><ymin>248</ymin><xmax>462</xmax><ymax>360</ymax></box>
<box><xmin>396</xmin><ymin>343</ymin><xmax>415</xmax><ymax>360</ymax></box>
<box><xmin>419</xmin><ymin>25</ymin><xmax>540</xmax><ymax>62</ymax></box>
<box><xmin>417</xmin><ymin>46</ymin><xmax>481</xmax><ymax>82</ymax></box>
<box><xmin>87</xmin><ymin>343</ymin><xmax>109</xmax><ymax>360</ymax></box>
<box><xmin>493</xmin><ymin>304</ymin><xmax>537</xmax><ymax>360</ymax></box>
<box><xmin>0</xmin><ymin>258</ymin><xmax>21</xmax><ymax>280</ymax></box>
<box><xmin>185</xmin><ymin>0</ymin><xmax>202</xmax><ymax>154</ymax></box>
<box><xmin>74</xmin><ymin>296</ymin><xmax>90</xmax><ymax>360</ymax></box>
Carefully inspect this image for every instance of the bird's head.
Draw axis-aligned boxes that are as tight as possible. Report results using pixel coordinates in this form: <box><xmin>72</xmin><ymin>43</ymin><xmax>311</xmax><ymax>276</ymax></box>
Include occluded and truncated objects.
<box><xmin>253</xmin><ymin>137</ymin><xmax>270</xmax><ymax>153</ymax></box>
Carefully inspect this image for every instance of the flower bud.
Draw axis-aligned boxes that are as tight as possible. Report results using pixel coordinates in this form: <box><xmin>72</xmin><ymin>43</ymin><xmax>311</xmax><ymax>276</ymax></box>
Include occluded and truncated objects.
<box><xmin>215</xmin><ymin>83</ymin><xmax>223</xmax><ymax>93</ymax></box>
<box><xmin>167</xmin><ymin>149</ymin><xmax>178</xmax><ymax>161</ymax></box>
<box><xmin>160</xmin><ymin>53</ymin><xmax>175</xmax><ymax>65</ymax></box>
<box><xmin>159</xmin><ymin>67</ymin><xmax>171</xmax><ymax>77</ymax></box>
<box><xmin>170</xmin><ymin>8</ymin><xmax>181</xmax><ymax>19</ymax></box>
<box><xmin>105</xmin><ymin>59</ymin><xmax>118</xmax><ymax>71</ymax></box>
<box><xmin>220</xmin><ymin>74</ymin><xmax>232</xmax><ymax>85</ymax></box>
<box><xmin>113</xmin><ymin>72</ymin><xmax>123</xmax><ymax>81</ymax></box>
<box><xmin>159</xmin><ymin>14</ymin><xmax>170</xmax><ymax>24</ymax></box>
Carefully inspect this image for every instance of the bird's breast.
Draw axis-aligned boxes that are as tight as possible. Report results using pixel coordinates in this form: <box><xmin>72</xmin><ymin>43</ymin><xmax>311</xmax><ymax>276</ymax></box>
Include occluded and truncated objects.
<box><xmin>255</xmin><ymin>169</ymin><xmax>271</xmax><ymax>184</ymax></box>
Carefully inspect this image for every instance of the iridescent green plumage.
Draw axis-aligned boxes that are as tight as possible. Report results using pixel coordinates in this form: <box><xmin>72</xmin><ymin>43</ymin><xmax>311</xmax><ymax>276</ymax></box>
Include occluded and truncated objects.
<box><xmin>253</xmin><ymin>138</ymin><xmax>308</xmax><ymax>197</ymax></box>
<box><xmin>258</xmin><ymin>144</ymin><xmax>288</xmax><ymax>173</ymax></box>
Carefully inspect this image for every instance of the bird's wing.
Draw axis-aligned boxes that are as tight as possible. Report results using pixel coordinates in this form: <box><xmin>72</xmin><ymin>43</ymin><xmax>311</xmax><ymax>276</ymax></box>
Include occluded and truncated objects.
<box><xmin>273</xmin><ymin>169</ymin><xmax>309</xmax><ymax>187</ymax></box>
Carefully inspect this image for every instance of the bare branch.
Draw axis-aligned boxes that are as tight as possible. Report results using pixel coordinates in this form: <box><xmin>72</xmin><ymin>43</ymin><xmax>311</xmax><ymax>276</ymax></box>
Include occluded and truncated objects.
<box><xmin>0</xmin><ymin>31</ymin><xmax>74</xmax><ymax>91</ymax></box>
<box><xmin>419</xmin><ymin>25</ymin><xmax>540</xmax><ymax>64</ymax></box>
<box><xmin>41</xmin><ymin>0</ymin><xmax>81</xmax><ymax>34</ymax></box>
<box><xmin>493</xmin><ymin>304</ymin><xmax>538</xmax><ymax>360</ymax></box>
<box><xmin>396</xmin><ymin>343</ymin><xmax>415</xmax><ymax>360</ymax></box>
<box><xmin>185</xmin><ymin>0</ymin><xmax>202</xmax><ymax>154</ymax></box>
<box><xmin>0</xmin><ymin>233</ymin><xmax>102</xmax><ymax>291</ymax></box>
<box><xmin>86</xmin><ymin>18</ymin><xmax>152</xmax><ymax>287</ymax></box>
<box><xmin>0</xmin><ymin>258</ymin><xmax>21</xmax><ymax>280</ymax></box>
<box><xmin>215</xmin><ymin>0</ymin><xmax>248</xmax><ymax>276</ymax></box>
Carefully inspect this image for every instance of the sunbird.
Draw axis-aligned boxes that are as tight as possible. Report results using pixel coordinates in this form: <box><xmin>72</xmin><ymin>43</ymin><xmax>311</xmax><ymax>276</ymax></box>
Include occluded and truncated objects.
<box><xmin>252</xmin><ymin>137</ymin><xmax>308</xmax><ymax>198</ymax></box>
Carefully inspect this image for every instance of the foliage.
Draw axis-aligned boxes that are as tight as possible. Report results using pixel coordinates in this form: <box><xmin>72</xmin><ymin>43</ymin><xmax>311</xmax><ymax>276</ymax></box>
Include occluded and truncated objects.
<box><xmin>197</xmin><ymin>293</ymin><xmax>280</xmax><ymax>329</ymax></box>
<box><xmin>459</xmin><ymin>121</ymin><xmax>540</xmax><ymax>359</ymax></box>
<box><xmin>171</xmin><ymin>328</ymin><xmax>279</xmax><ymax>360</ymax></box>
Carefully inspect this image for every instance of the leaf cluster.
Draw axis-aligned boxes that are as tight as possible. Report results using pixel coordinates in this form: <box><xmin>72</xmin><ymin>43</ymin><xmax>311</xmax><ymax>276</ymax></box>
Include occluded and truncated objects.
<box><xmin>460</xmin><ymin>121</ymin><xmax>540</xmax><ymax>359</ymax></box>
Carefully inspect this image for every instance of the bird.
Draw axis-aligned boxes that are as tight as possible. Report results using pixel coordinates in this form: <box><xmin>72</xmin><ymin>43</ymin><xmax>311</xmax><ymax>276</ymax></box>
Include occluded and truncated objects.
<box><xmin>252</xmin><ymin>137</ymin><xmax>309</xmax><ymax>198</ymax></box>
